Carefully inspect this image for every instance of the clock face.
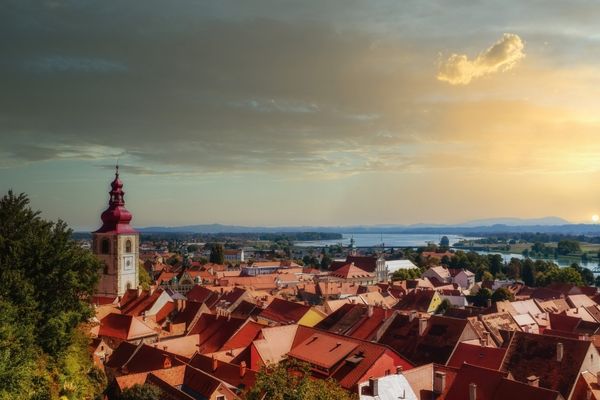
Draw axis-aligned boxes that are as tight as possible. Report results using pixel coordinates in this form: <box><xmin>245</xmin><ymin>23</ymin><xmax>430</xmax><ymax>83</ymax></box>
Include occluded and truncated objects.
<box><xmin>123</xmin><ymin>256</ymin><xmax>134</xmax><ymax>272</ymax></box>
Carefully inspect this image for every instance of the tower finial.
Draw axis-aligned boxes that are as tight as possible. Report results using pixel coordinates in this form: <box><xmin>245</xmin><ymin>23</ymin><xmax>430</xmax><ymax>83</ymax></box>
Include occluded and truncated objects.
<box><xmin>115</xmin><ymin>161</ymin><xmax>119</xmax><ymax>177</ymax></box>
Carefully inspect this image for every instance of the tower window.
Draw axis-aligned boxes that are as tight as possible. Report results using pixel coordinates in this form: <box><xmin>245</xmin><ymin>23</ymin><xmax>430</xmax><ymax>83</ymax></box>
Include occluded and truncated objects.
<box><xmin>101</xmin><ymin>238</ymin><xmax>110</xmax><ymax>254</ymax></box>
<box><xmin>125</xmin><ymin>239</ymin><xmax>132</xmax><ymax>253</ymax></box>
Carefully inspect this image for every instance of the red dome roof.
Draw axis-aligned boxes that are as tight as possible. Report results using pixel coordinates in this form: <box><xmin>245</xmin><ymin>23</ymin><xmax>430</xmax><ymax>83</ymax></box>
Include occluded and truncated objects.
<box><xmin>94</xmin><ymin>166</ymin><xmax>137</xmax><ymax>234</ymax></box>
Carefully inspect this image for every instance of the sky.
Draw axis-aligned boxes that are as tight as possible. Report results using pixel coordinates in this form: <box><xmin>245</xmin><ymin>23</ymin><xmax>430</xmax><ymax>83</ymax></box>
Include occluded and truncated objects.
<box><xmin>1</xmin><ymin>0</ymin><xmax>600</xmax><ymax>230</ymax></box>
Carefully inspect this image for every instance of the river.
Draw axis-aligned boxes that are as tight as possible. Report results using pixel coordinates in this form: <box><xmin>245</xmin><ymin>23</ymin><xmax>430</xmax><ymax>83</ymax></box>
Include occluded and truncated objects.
<box><xmin>295</xmin><ymin>233</ymin><xmax>600</xmax><ymax>270</ymax></box>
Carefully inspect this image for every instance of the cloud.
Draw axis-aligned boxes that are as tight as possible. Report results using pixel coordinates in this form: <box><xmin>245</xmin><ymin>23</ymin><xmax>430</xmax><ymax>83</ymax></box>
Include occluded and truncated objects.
<box><xmin>437</xmin><ymin>33</ymin><xmax>525</xmax><ymax>85</ymax></box>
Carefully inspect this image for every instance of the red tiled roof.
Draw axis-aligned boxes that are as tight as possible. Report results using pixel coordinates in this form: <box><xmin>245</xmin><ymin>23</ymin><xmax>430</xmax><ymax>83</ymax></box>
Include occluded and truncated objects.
<box><xmin>171</xmin><ymin>301</ymin><xmax>204</xmax><ymax>329</ymax></box>
<box><xmin>98</xmin><ymin>313</ymin><xmax>157</xmax><ymax>341</ymax></box>
<box><xmin>315</xmin><ymin>303</ymin><xmax>390</xmax><ymax>341</ymax></box>
<box><xmin>446</xmin><ymin>343</ymin><xmax>506</xmax><ymax>370</ymax></box>
<box><xmin>106</xmin><ymin>342</ymin><xmax>186</xmax><ymax>374</ymax></box>
<box><xmin>220</xmin><ymin>321</ymin><xmax>264</xmax><ymax>351</ymax></box>
<box><xmin>329</xmin><ymin>263</ymin><xmax>374</xmax><ymax>279</ymax></box>
<box><xmin>501</xmin><ymin>331</ymin><xmax>593</xmax><ymax>398</ymax></box>
<box><xmin>189</xmin><ymin>314</ymin><xmax>248</xmax><ymax>354</ymax></box>
<box><xmin>393</xmin><ymin>290</ymin><xmax>435</xmax><ymax>312</ymax></box>
<box><xmin>345</xmin><ymin>256</ymin><xmax>379</xmax><ymax>273</ymax></box>
<box><xmin>258</xmin><ymin>298</ymin><xmax>311</xmax><ymax>324</ymax></box>
<box><xmin>186</xmin><ymin>285</ymin><xmax>219</xmax><ymax>307</ymax></box>
<box><xmin>189</xmin><ymin>354</ymin><xmax>258</xmax><ymax>390</ymax></box>
<box><xmin>289</xmin><ymin>325</ymin><xmax>413</xmax><ymax>390</ymax></box>
<box><xmin>442</xmin><ymin>363</ymin><xmax>560</xmax><ymax>400</ymax></box>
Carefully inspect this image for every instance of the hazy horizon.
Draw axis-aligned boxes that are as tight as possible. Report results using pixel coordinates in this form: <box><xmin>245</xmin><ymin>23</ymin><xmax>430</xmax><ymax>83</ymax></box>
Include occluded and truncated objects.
<box><xmin>2</xmin><ymin>1</ymin><xmax>600</xmax><ymax>228</ymax></box>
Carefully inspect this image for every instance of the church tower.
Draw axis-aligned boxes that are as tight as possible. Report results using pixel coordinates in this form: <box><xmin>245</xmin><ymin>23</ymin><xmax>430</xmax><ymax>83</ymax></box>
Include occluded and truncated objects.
<box><xmin>92</xmin><ymin>166</ymin><xmax>139</xmax><ymax>297</ymax></box>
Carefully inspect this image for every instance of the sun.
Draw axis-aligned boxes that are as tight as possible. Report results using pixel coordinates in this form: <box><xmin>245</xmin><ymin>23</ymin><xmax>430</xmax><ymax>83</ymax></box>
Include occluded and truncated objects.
<box><xmin>593</xmin><ymin>214</ymin><xmax>599</xmax><ymax>223</ymax></box>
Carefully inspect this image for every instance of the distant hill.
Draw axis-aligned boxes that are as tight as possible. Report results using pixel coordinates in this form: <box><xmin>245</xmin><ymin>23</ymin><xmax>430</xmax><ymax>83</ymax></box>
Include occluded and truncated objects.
<box><xmin>457</xmin><ymin>216</ymin><xmax>570</xmax><ymax>227</ymax></box>
<box><xmin>133</xmin><ymin>217</ymin><xmax>600</xmax><ymax>236</ymax></box>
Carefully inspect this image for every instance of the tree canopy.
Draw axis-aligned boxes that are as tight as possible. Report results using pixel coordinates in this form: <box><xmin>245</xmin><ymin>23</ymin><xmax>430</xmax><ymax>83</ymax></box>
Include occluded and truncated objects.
<box><xmin>209</xmin><ymin>243</ymin><xmax>225</xmax><ymax>264</ymax></box>
<box><xmin>243</xmin><ymin>359</ymin><xmax>356</xmax><ymax>400</ymax></box>
<box><xmin>0</xmin><ymin>191</ymin><xmax>103</xmax><ymax>399</ymax></box>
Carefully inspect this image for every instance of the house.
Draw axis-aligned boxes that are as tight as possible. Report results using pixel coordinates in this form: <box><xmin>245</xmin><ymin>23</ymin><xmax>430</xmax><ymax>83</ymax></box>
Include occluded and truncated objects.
<box><xmin>249</xmin><ymin>325</ymin><xmax>299</xmax><ymax>370</ymax></box>
<box><xmin>446</xmin><ymin>342</ymin><xmax>506</xmax><ymax>370</ymax></box>
<box><xmin>571</xmin><ymin>371</ymin><xmax>600</xmax><ymax>400</ymax></box>
<box><xmin>329</xmin><ymin>263</ymin><xmax>376</xmax><ymax>284</ymax></box>
<box><xmin>97</xmin><ymin>313</ymin><xmax>159</xmax><ymax>348</ymax></box>
<box><xmin>189</xmin><ymin>353</ymin><xmax>258</xmax><ymax>393</ymax></box>
<box><xmin>479</xmin><ymin>312</ymin><xmax>522</xmax><ymax>346</ymax></box>
<box><xmin>257</xmin><ymin>298</ymin><xmax>324</xmax><ymax>327</ymax></box>
<box><xmin>394</xmin><ymin>290</ymin><xmax>442</xmax><ymax>314</ymax></box>
<box><xmin>451</xmin><ymin>269</ymin><xmax>475</xmax><ymax>290</ymax></box>
<box><xmin>501</xmin><ymin>331</ymin><xmax>600</xmax><ymax>399</ymax></box>
<box><xmin>378</xmin><ymin>314</ymin><xmax>481</xmax><ymax>366</ymax></box>
<box><xmin>423</xmin><ymin>266</ymin><xmax>452</xmax><ymax>284</ymax></box>
<box><xmin>315</xmin><ymin>304</ymin><xmax>393</xmax><ymax>341</ymax></box>
<box><xmin>223</xmin><ymin>248</ymin><xmax>245</xmax><ymax>263</ymax></box>
<box><xmin>442</xmin><ymin>363</ymin><xmax>563</xmax><ymax>400</ymax></box>
<box><xmin>286</xmin><ymin>325</ymin><xmax>414</xmax><ymax>391</ymax></box>
<box><xmin>332</xmin><ymin>255</ymin><xmax>388</xmax><ymax>282</ymax></box>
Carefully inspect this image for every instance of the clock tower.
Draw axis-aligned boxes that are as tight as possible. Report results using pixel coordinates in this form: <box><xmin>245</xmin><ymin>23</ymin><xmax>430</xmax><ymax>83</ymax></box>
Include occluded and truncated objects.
<box><xmin>93</xmin><ymin>166</ymin><xmax>139</xmax><ymax>297</ymax></box>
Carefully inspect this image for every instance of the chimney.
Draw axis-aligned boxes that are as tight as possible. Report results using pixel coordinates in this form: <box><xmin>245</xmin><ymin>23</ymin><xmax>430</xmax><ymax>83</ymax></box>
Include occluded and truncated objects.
<box><xmin>142</xmin><ymin>311</ymin><xmax>147</xmax><ymax>322</ymax></box>
<box><xmin>368</xmin><ymin>305</ymin><xmax>374</xmax><ymax>317</ymax></box>
<box><xmin>369</xmin><ymin>377</ymin><xmax>379</xmax><ymax>397</ymax></box>
<box><xmin>212</xmin><ymin>355</ymin><xmax>218</xmax><ymax>372</ymax></box>
<box><xmin>527</xmin><ymin>375</ymin><xmax>539</xmax><ymax>387</ymax></box>
<box><xmin>433</xmin><ymin>371</ymin><xmax>446</xmax><ymax>394</ymax></box>
<box><xmin>409</xmin><ymin>310</ymin><xmax>417</xmax><ymax>321</ymax></box>
<box><xmin>418</xmin><ymin>318</ymin><xmax>428</xmax><ymax>336</ymax></box>
<box><xmin>557</xmin><ymin>342</ymin><xmax>564</xmax><ymax>362</ymax></box>
<box><xmin>396</xmin><ymin>366</ymin><xmax>403</xmax><ymax>375</ymax></box>
<box><xmin>469</xmin><ymin>383</ymin><xmax>477</xmax><ymax>400</ymax></box>
<box><xmin>480</xmin><ymin>331</ymin><xmax>490</xmax><ymax>347</ymax></box>
<box><xmin>240</xmin><ymin>361</ymin><xmax>247</xmax><ymax>378</ymax></box>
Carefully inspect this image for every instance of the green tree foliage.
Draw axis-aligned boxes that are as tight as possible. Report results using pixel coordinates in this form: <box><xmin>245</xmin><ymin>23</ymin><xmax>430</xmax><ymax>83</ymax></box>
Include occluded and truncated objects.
<box><xmin>320</xmin><ymin>254</ymin><xmax>332</xmax><ymax>270</ymax></box>
<box><xmin>391</xmin><ymin>268</ymin><xmax>422</xmax><ymax>281</ymax></box>
<box><xmin>472</xmin><ymin>288</ymin><xmax>492</xmax><ymax>307</ymax></box>
<box><xmin>0</xmin><ymin>191</ymin><xmax>103</xmax><ymax>398</ymax></box>
<box><xmin>522</xmin><ymin>259</ymin><xmax>536</xmax><ymax>286</ymax></box>
<box><xmin>491</xmin><ymin>287</ymin><xmax>514</xmax><ymax>303</ymax></box>
<box><xmin>138</xmin><ymin>264</ymin><xmax>152</xmax><ymax>290</ymax></box>
<box><xmin>481</xmin><ymin>271</ymin><xmax>494</xmax><ymax>282</ymax></box>
<box><xmin>488</xmin><ymin>254</ymin><xmax>504</xmax><ymax>277</ymax></box>
<box><xmin>209</xmin><ymin>243</ymin><xmax>225</xmax><ymax>264</ymax></box>
<box><xmin>244</xmin><ymin>359</ymin><xmax>355</xmax><ymax>400</ymax></box>
<box><xmin>118</xmin><ymin>383</ymin><xmax>163</xmax><ymax>400</ymax></box>
<box><xmin>556</xmin><ymin>240</ymin><xmax>581</xmax><ymax>256</ymax></box>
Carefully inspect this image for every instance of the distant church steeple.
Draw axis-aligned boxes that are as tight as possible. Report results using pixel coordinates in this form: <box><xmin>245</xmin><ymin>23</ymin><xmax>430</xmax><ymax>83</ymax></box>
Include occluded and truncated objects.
<box><xmin>92</xmin><ymin>166</ymin><xmax>139</xmax><ymax>297</ymax></box>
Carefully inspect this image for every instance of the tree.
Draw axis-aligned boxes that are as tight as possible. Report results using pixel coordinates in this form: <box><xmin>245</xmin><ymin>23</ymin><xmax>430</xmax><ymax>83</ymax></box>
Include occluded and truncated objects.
<box><xmin>439</xmin><ymin>236</ymin><xmax>450</xmax><ymax>249</ymax></box>
<box><xmin>556</xmin><ymin>240</ymin><xmax>581</xmax><ymax>256</ymax></box>
<box><xmin>488</xmin><ymin>254</ymin><xmax>504</xmax><ymax>277</ymax></box>
<box><xmin>138</xmin><ymin>264</ymin><xmax>152</xmax><ymax>290</ymax></box>
<box><xmin>472</xmin><ymin>288</ymin><xmax>492</xmax><ymax>307</ymax></box>
<box><xmin>119</xmin><ymin>384</ymin><xmax>163</xmax><ymax>400</ymax></box>
<box><xmin>392</xmin><ymin>268</ymin><xmax>421</xmax><ymax>281</ymax></box>
<box><xmin>243</xmin><ymin>359</ymin><xmax>354</xmax><ymax>400</ymax></box>
<box><xmin>491</xmin><ymin>287</ymin><xmax>514</xmax><ymax>303</ymax></box>
<box><xmin>481</xmin><ymin>271</ymin><xmax>494</xmax><ymax>282</ymax></box>
<box><xmin>320</xmin><ymin>254</ymin><xmax>332</xmax><ymax>270</ymax></box>
<box><xmin>522</xmin><ymin>259</ymin><xmax>536</xmax><ymax>286</ymax></box>
<box><xmin>0</xmin><ymin>191</ymin><xmax>102</xmax><ymax>398</ymax></box>
<box><xmin>209</xmin><ymin>243</ymin><xmax>225</xmax><ymax>264</ymax></box>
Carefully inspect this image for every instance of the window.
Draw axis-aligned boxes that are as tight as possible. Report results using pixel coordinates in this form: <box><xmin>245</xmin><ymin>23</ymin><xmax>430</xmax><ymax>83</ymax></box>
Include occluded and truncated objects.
<box><xmin>125</xmin><ymin>239</ymin><xmax>132</xmax><ymax>253</ymax></box>
<box><xmin>101</xmin><ymin>238</ymin><xmax>110</xmax><ymax>254</ymax></box>
<box><xmin>216</xmin><ymin>396</ymin><xmax>226</xmax><ymax>400</ymax></box>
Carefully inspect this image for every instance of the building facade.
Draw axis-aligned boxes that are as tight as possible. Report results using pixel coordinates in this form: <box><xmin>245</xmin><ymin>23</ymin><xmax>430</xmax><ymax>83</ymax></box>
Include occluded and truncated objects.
<box><xmin>93</xmin><ymin>167</ymin><xmax>139</xmax><ymax>297</ymax></box>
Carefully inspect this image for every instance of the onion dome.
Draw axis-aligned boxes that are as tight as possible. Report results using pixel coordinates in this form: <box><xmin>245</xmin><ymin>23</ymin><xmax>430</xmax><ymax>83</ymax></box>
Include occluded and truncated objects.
<box><xmin>94</xmin><ymin>166</ymin><xmax>137</xmax><ymax>234</ymax></box>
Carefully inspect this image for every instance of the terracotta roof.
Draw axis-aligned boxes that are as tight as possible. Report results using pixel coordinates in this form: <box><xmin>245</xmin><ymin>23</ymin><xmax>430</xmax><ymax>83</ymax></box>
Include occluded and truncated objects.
<box><xmin>185</xmin><ymin>285</ymin><xmax>220</xmax><ymax>306</ymax></box>
<box><xmin>480</xmin><ymin>312</ymin><xmax>521</xmax><ymax>346</ymax></box>
<box><xmin>394</xmin><ymin>290</ymin><xmax>436</xmax><ymax>312</ymax></box>
<box><xmin>379</xmin><ymin>314</ymin><xmax>471</xmax><ymax>366</ymax></box>
<box><xmin>189</xmin><ymin>314</ymin><xmax>248</xmax><ymax>354</ymax></box>
<box><xmin>289</xmin><ymin>325</ymin><xmax>413</xmax><ymax>390</ymax></box>
<box><xmin>442</xmin><ymin>363</ymin><xmax>561</xmax><ymax>400</ymax></box>
<box><xmin>344</xmin><ymin>256</ymin><xmax>379</xmax><ymax>273</ymax></box>
<box><xmin>106</xmin><ymin>342</ymin><xmax>186</xmax><ymax>374</ymax></box>
<box><xmin>317</xmin><ymin>281</ymin><xmax>362</xmax><ymax>297</ymax></box>
<box><xmin>501</xmin><ymin>330</ymin><xmax>594</xmax><ymax>398</ymax></box>
<box><xmin>315</xmin><ymin>303</ymin><xmax>391</xmax><ymax>341</ymax></box>
<box><xmin>220</xmin><ymin>321</ymin><xmax>264</xmax><ymax>351</ymax></box>
<box><xmin>171</xmin><ymin>301</ymin><xmax>205</xmax><ymax>330</ymax></box>
<box><xmin>329</xmin><ymin>263</ymin><xmax>374</xmax><ymax>279</ymax></box>
<box><xmin>189</xmin><ymin>354</ymin><xmax>258</xmax><ymax>390</ymax></box>
<box><xmin>98</xmin><ymin>313</ymin><xmax>157</xmax><ymax>341</ymax></box>
<box><xmin>258</xmin><ymin>298</ymin><xmax>311</xmax><ymax>325</ymax></box>
<box><xmin>446</xmin><ymin>342</ymin><xmax>506</xmax><ymax>370</ymax></box>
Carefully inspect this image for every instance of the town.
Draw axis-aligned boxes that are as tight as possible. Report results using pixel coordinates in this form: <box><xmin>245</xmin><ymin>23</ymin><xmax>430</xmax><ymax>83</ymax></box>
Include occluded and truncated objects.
<box><xmin>80</xmin><ymin>169</ymin><xmax>600</xmax><ymax>400</ymax></box>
